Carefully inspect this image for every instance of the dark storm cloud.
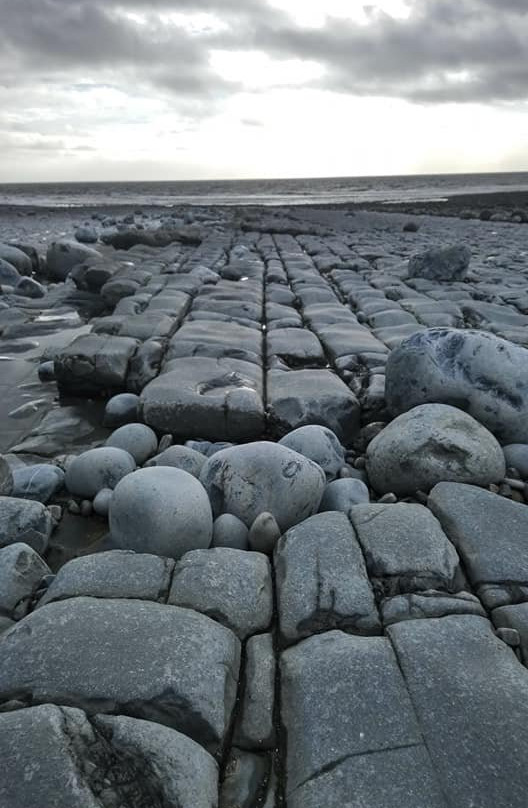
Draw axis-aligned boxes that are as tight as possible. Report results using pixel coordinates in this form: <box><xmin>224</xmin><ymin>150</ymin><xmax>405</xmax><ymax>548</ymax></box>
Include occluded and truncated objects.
<box><xmin>0</xmin><ymin>0</ymin><xmax>527</xmax><ymax>104</ymax></box>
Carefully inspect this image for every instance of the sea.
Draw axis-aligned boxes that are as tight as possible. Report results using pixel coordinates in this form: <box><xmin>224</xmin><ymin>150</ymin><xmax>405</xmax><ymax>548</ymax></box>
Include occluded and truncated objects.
<box><xmin>0</xmin><ymin>171</ymin><xmax>527</xmax><ymax>208</ymax></box>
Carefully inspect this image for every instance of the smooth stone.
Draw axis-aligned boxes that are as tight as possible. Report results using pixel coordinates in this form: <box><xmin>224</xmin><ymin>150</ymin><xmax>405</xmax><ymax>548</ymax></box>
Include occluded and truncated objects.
<box><xmin>407</xmin><ymin>244</ymin><xmax>471</xmax><ymax>281</ymax></box>
<box><xmin>493</xmin><ymin>603</ymin><xmax>528</xmax><ymax>664</ymax></box>
<box><xmin>92</xmin><ymin>487</ymin><xmax>112</xmax><ymax>516</ymax></box>
<box><xmin>103</xmin><ymin>392</ymin><xmax>141</xmax><ymax>428</ymax></box>
<box><xmin>0</xmin><ymin>455</ymin><xmax>13</xmax><ymax>496</ymax></box>
<box><xmin>0</xmin><ymin>597</ymin><xmax>240</xmax><ymax>753</ymax></box>
<box><xmin>200</xmin><ymin>441</ymin><xmax>326</xmax><ymax>531</ymax></box>
<box><xmin>385</xmin><ymin>328</ymin><xmax>528</xmax><ymax>443</ymax></box>
<box><xmin>366</xmin><ymin>403</ymin><xmax>505</xmax><ymax>495</ymax></box>
<box><xmin>220</xmin><ymin>748</ymin><xmax>269</xmax><ymax>808</ymax></box>
<box><xmin>37</xmin><ymin>360</ymin><xmax>56</xmax><ymax>382</ymax></box>
<box><xmin>11</xmin><ymin>464</ymin><xmax>65</xmax><ymax>504</ymax></box>
<box><xmin>381</xmin><ymin>591</ymin><xmax>486</xmax><ymax>626</ymax></box>
<box><xmin>106</xmin><ymin>423</ymin><xmax>158</xmax><ymax>465</ymax></box>
<box><xmin>168</xmin><ymin>548</ymin><xmax>273</xmax><ymax>640</ymax></box>
<box><xmin>0</xmin><ymin>497</ymin><xmax>52</xmax><ymax>553</ymax></box>
<box><xmin>15</xmin><ymin>276</ymin><xmax>45</xmax><ymax>298</ymax></box>
<box><xmin>54</xmin><ymin>333</ymin><xmax>138</xmax><ymax>395</ymax></box>
<box><xmin>109</xmin><ymin>467</ymin><xmax>212</xmax><ymax>559</ymax></box>
<box><xmin>75</xmin><ymin>226</ymin><xmax>98</xmax><ymax>243</ymax></box>
<box><xmin>234</xmin><ymin>633</ymin><xmax>275</xmax><ymax>749</ymax></box>
<box><xmin>37</xmin><ymin>550</ymin><xmax>174</xmax><ymax>607</ymax></box>
<box><xmin>0</xmin><ymin>258</ymin><xmax>20</xmax><ymax>286</ymax></box>
<box><xmin>46</xmin><ymin>239</ymin><xmax>102</xmax><ymax>281</ymax></box>
<box><xmin>503</xmin><ymin>444</ymin><xmax>528</xmax><ymax>479</ymax></box>
<box><xmin>248</xmin><ymin>512</ymin><xmax>281</xmax><ymax>554</ymax></box>
<box><xmin>65</xmin><ymin>447</ymin><xmax>136</xmax><ymax>498</ymax></box>
<box><xmin>212</xmin><ymin>514</ymin><xmax>249</xmax><ymax>550</ymax></box>
<box><xmin>319</xmin><ymin>477</ymin><xmax>370</xmax><ymax>512</ymax></box>
<box><xmin>0</xmin><ymin>542</ymin><xmax>51</xmax><ymax>619</ymax></box>
<box><xmin>146</xmin><ymin>445</ymin><xmax>207</xmax><ymax>478</ymax></box>
<box><xmin>0</xmin><ymin>242</ymin><xmax>33</xmax><ymax>274</ymax></box>
<box><xmin>278</xmin><ymin>425</ymin><xmax>345</xmax><ymax>481</ymax></box>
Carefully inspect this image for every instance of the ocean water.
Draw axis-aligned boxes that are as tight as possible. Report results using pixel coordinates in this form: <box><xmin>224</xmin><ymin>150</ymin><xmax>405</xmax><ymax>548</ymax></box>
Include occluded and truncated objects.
<box><xmin>0</xmin><ymin>172</ymin><xmax>528</xmax><ymax>208</ymax></box>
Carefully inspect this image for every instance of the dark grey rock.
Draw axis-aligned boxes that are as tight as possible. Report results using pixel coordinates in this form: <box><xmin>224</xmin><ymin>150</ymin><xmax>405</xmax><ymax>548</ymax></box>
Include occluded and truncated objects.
<box><xmin>11</xmin><ymin>463</ymin><xmax>65</xmax><ymax>503</ymax></box>
<box><xmin>381</xmin><ymin>590</ymin><xmax>486</xmax><ymax>626</ymax></box>
<box><xmin>146</xmin><ymin>445</ymin><xmax>206</xmax><ymax>477</ymax></box>
<box><xmin>46</xmin><ymin>239</ymin><xmax>102</xmax><ymax>281</ymax></box>
<box><xmin>267</xmin><ymin>327</ymin><xmax>325</xmax><ymax>366</ymax></box>
<box><xmin>212</xmin><ymin>513</ymin><xmax>249</xmax><ymax>550</ymax></box>
<box><xmin>109</xmin><ymin>467</ymin><xmax>212</xmax><ymax>559</ymax></box>
<box><xmin>37</xmin><ymin>360</ymin><xmax>55</xmax><ymax>382</ymax></box>
<box><xmin>75</xmin><ymin>226</ymin><xmax>98</xmax><ymax>243</ymax></box>
<box><xmin>65</xmin><ymin>447</ymin><xmax>136</xmax><ymax>498</ymax></box>
<box><xmin>0</xmin><ymin>242</ymin><xmax>33</xmax><ymax>274</ymax></box>
<box><xmin>319</xmin><ymin>477</ymin><xmax>370</xmax><ymax>512</ymax></box>
<box><xmin>248</xmin><ymin>511</ymin><xmax>281</xmax><ymax>554</ymax></box>
<box><xmin>168</xmin><ymin>548</ymin><xmax>272</xmax><ymax>640</ymax></box>
<box><xmin>0</xmin><ymin>543</ymin><xmax>50</xmax><ymax>619</ymax></box>
<box><xmin>200</xmin><ymin>441</ymin><xmax>325</xmax><ymax>531</ymax></box>
<box><xmin>55</xmin><ymin>333</ymin><xmax>138</xmax><ymax>395</ymax></box>
<box><xmin>37</xmin><ymin>550</ymin><xmax>174</xmax><ymax>607</ymax></box>
<box><xmin>275</xmin><ymin>512</ymin><xmax>380</xmax><ymax>644</ymax></box>
<box><xmin>366</xmin><ymin>403</ymin><xmax>505</xmax><ymax>495</ymax></box>
<box><xmin>234</xmin><ymin>633</ymin><xmax>275</xmax><ymax>750</ymax></box>
<box><xmin>278</xmin><ymin>424</ymin><xmax>345</xmax><ymax>481</ymax></box>
<box><xmin>0</xmin><ymin>497</ymin><xmax>52</xmax><ymax>553</ymax></box>
<box><xmin>0</xmin><ymin>597</ymin><xmax>240</xmax><ymax>753</ymax></box>
<box><xmin>385</xmin><ymin>328</ymin><xmax>528</xmax><ymax>443</ymax></box>
<box><xmin>0</xmin><ymin>456</ymin><xmax>13</xmax><ymax>496</ymax></box>
<box><xmin>15</xmin><ymin>277</ymin><xmax>45</xmax><ymax>298</ymax></box>
<box><xmin>103</xmin><ymin>392</ymin><xmax>140</xmax><ymax>428</ymax></box>
<box><xmin>220</xmin><ymin>748</ymin><xmax>269</xmax><ymax>808</ymax></box>
<box><xmin>126</xmin><ymin>338</ymin><xmax>164</xmax><ymax>393</ymax></box>
<box><xmin>105</xmin><ymin>423</ymin><xmax>158</xmax><ymax>465</ymax></box>
<box><xmin>407</xmin><ymin>244</ymin><xmax>471</xmax><ymax>281</ymax></box>
<box><xmin>503</xmin><ymin>444</ymin><xmax>528</xmax><ymax>479</ymax></box>
<box><xmin>388</xmin><ymin>615</ymin><xmax>528</xmax><ymax>808</ymax></box>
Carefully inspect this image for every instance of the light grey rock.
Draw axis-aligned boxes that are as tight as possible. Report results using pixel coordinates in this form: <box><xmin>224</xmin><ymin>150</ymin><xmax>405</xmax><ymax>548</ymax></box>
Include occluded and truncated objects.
<box><xmin>350</xmin><ymin>503</ymin><xmax>460</xmax><ymax>596</ymax></box>
<box><xmin>168</xmin><ymin>548</ymin><xmax>272</xmax><ymax>640</ymax></box>
<box><xmin>234</xmin><ymin>633</ymin><xmax>275</xmax><ymax>749</ymax></box>
<box><xmin>220</xmin><ymin>748</ymin><xmax>269</xmax><ymax>808</ymax></box>
<box><xmin>0</xmin><ymin>597</ymin><xmax>240</xmax><ymax>753</ymax></box>
<box><xmin>407</xmin><ymin>243</ymin><xmax>471</xmax><ymax>281</ymax></box>
<box><xmin>319</xmin><ymin>477</ymin><xmax>370</xmax><ymax>512</ymax></box>
<box><xmin>65</xmin><ymin>447</ymin><xmax>136</xmax><ymax>498</ymax></box>
<box><xmin>428</xmin><ymin>482</ymin><xmax>528</xmax><ymax>608</ymax></box>
<box><xmin>55</xmin><ymin>333</ymin><xmax>138</xmax><ymax>395</ymax></box>
<box><xmin>275</xmin><ymin>512</ymin><xmax>380</xmax><ymax>644</ymax></box>
<box><xmin>385</xmin><ymin>328</ymin><xmax>528</xmax><ymax>443</ymax></box>
<box><xmin>366</xmin><ymin>403</ymin><xmax>505</xmax><ymax>495</ymax></box>
<box><xmin>388</xmin><ymin>615</ymin><xmax>528</xmax><ymax>808</ymax></box>
<box><xmin>212</xmin><ymin>513</ymin><xmax>249</xmax><ymax>550</ymax></box>
<box><xmin>281</xmin><ymin>631</ymin><xmax>443</xmax><ymax>805</ymax></box>
<box><xmin>105</xmin><ymin>423</ymin><xmax>158</xmax><ymax>465</ymax></box>
<box><xmin>38</xmin><ymin>550</ymin><xmax>174</xmax><ymax>607</ymax></box>
<box><xmin>248</xmin><ymin>511</ymin><xmax>281</xmax><ymax>554</ymax></box>
<box><xmin>146</xmin><ymin>445</ymin><xmax>207</xmax><ymax>478</ymax></box>
<box><xmin>109</xmin><ymin>467</ymin><xmax>212</xmax><ymax>559</ymax></box>
<box><xmin>0</xmin><ymin>242</ymin><xmax>33</xmax><ymax>274</ymax></box>
<box><xmin>278</xmin><ymin>424</ymin><xmax>345</xmax><ymax>481</ymax></box>
<box><xmin>200</xmin><ymin>441</ymin><xmax>325</xmax><ymax>531</ymax></box>
<box><xmin>93</xmin><ymin>487</ymin><xmax>112</xmax><ymax>516</ymax></box>
<box><xmin>103</xmin><ymin>392</ymin><xmax>140</xmax><ymax>428</ymax></box>
<box><xmin>503</xmin><ymin>444</ymin><xmax>528</xmax><ymax>479</ymax></box>
<box><xmin>11</xmin><ymin>463</ymin><xmax>65</xmax><ymax>503</ymax></box>
<box><xmin>0</xmin><ymin>456</ymin><xmax>13</xmax><ymax>496</ymax></box>
<box><xmin>15</xmin><ymin>276</ymin><xmax>45</xmax><ymax>298</ymax></box>
<box><xmin>0</xmin><ymin>705</ymin><xmax>218</xmax><ymax>808</ymax></box>
<box><xmin>46</xmin><ymin>239</ymin><xmax>102</xmax><ymax>281</ymax></box>
<box><xmin>0</xmin><ymin>543</ymin><xmax>50</xmax><ymax>619</ymax></box>
<box><xmin>381</xmin><ymin>591</ymin><xmax>486</xmax><ymax>626</ymax></box>
<box><xmin>0</xmin><ymin>497</ymin><xmax>52</xmax><ymax>553</ymax></box>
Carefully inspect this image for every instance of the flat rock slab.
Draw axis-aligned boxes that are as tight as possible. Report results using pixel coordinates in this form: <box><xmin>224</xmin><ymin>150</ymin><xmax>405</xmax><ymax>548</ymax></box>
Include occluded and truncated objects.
<box><xmin>234</xmin><ymin>633</ymin><xmax>275</xmax><ymax>749</ymax></box>
<box><xmin>267</xmin><ymin>368</ymin><xmax>360</xmax><ymax>442</ymax></box>
<box><xmin>267</xmin><ymin>328</ymin><xmax>325</xmax><ymax>366</ymax></box>
<box><xmin>0</xmin><ymin>597</ymin><xmax>240</xmax><ymax>754</ymax></box>
<box><xmin>166</xmin><ymin>320</ymin><xmax>263</xmax><ymax>365</ymax></box>
<box><xmin>141</xmin><ymin>357</ymin><xmax>265</xmax><ymax>441</ymax></box>
<box><xmin>54</xmin><ymin>333</ymin><xmax>138</xmax><ymax>395</ymax></box>
<box><xmin>381</xmin><ymin>591</ymin><xmax>486</xmax><ymax>626</ymax></box>
<box><xmin>350</xmin><ymin>503</ymin><xmax>460</xmax><ymax>596</ymax></box>
<box><xmin>0</xmin><ymin>704</ymin><xmax>218</xmax><ymax>808</ymax></box>
<box><xmin>0</xmin><ymin>496</ymin><xmax>53</xmax><ymax>554</ymax></box>
<box><xmin>388</xmin><ymin>615</ymin><xmax>528</xmax><ymax>808</ymax></box>
<box><xmin>37</xmin><ymin>550</ymin><xmax>174</xmax><ymax>607</ymax></box>
<box><xmin>428</xmin><ymin>482</ymin><xmax>528</xmax><ymax>608</ymax></box>
<box><xmin>275</xmin><ymin>511</ymin><xmax>380</xmax><ymax>645</ymax></box>
<box><xmin>281</xmin><ymin>631</ymin><xmax>444</xmax><ymax>805</ymax></box>
<box><xmin>168</xmin><ymin>548</ymin><xmax>273</xmax><ymax>640</ymax></box>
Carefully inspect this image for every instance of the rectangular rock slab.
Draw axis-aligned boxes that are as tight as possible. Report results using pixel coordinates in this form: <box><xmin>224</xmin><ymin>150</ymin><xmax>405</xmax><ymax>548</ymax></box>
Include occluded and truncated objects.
<box><xmin>388</xmin><ymin>615</ymin><xmax>528</xmax><ymax>808</ymax></box>
<box><xmin>0</xmin><ymin>597</ymin><xmax>241</xmax><ymax>755</ymax></box>
<box><xmin>234</xmin><ymin>633</ymin><xmax>275</xmax><ymax>749</ymax></box>
<box><xmin>275</xmin><ymin>511</ymin><xmax>380</xmax><ymax>645</ymax></box>
<box><xmin>54</xmin><ymin>333</ymin><xmax>138</xmax><ymax>395</ymax></box>
<box><xmin>281</xmin><ymin>630</ymin><xmax>429</xmax><ymax>796</ymax></box>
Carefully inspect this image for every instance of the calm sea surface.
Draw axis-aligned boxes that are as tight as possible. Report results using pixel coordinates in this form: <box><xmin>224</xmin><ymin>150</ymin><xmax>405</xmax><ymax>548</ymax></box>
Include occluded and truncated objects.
<box><xmin>0</xmin><ymin>172</ymin><xmax>527</xmax><ymax>208</ymax></box>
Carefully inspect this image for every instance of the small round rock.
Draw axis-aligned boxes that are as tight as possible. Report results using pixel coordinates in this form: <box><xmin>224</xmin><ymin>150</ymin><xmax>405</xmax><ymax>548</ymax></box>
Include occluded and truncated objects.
<box><xmin>65</xmin><ymin>447</ymin><xmax>136</xmax><ymax>498</ymax></box>
<box><xmin>38</xmin><ymin>361</ymin><xmax>56</xmax><ymax>383</ymax></box>
<box><xmin>319</xmin><ymin>478</ymin><xmax>370</xmax><ymax>513</ymax></box>
<box><xmin>93</xmin><ymin>488</ymin><xmax>112</xmax><ymax>517</ymax></box>
<box><xmin>106</xmin><ymin>423</ymin><xmax>158</xmax><ymax>466</ymax></box>
<box><xmin>278</xmin><ymin>425</ymin><xmax>345</xmax><ymax>481</ymax></box>
<box><xmin>103</xmin><ymin>393</ymin><xmax>141</xmax><ymax>428</ymax></box>
<box><xmin>248</xmin><ymin>512</ymin><xmax>281</xmax><ymax>555</ymax></box>
<box><xmin>212</xmin><ymin>514</ymin><xmax>249</xmax><ymax>550</ymax></box>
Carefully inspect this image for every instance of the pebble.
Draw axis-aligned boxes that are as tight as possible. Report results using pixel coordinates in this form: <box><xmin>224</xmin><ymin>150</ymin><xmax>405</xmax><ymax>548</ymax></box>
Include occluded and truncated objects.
<box><xmin>248</xmin><ymin>512</ymin><xmax>281</xmax><ymax>555</ymax></box>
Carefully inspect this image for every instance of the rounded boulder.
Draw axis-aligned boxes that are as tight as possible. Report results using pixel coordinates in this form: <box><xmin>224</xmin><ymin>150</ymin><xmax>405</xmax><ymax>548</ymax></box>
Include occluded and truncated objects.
<box><xmin>109</xmin><ymin>467</ymin><xmax>213</xmax><ymax>559</ymax></box>
<box><xmin>278</xmin><ymin>425</ymin><xmax>345</xmax><ymax>481</ymax></box>
<box><xmin>65</xmin><ymin>447</ymin><xmax>136</xmax><ymax>498</ymax></box>
<box><xmin>106</xmin><ymin>423</ymin><xmax>158</xmax><ymax>466</ymax></box>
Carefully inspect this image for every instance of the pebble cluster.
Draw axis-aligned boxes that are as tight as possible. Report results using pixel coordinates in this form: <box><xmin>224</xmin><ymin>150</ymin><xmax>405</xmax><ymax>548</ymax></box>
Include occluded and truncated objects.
<box><xmin>1</xmin><ymin>204</ymin><xmax>528</xmax><ymax>806</ymax></box>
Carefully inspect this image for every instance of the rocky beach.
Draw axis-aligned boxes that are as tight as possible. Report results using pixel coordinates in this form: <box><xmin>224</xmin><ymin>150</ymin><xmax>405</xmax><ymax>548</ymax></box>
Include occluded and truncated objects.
<box><xmin>1</xmin><ymin>195</ymin><xmax>528</xmax><ymax>807</ymax></box>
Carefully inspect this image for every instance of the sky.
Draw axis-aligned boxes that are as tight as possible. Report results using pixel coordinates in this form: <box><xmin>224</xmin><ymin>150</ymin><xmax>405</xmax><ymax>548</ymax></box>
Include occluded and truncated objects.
<box><xmin>0</xmin><ymin>0</ymin><xmax>527</xmax><ymax>182</ymax></box>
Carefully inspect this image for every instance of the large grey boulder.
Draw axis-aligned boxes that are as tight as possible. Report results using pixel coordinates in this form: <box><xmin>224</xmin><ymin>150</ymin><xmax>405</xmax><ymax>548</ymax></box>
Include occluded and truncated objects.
<box><xmin>11</xmin><ymin>463</ymin><xmax>64</xmax><ymax>503</ymax></box>
<box><xmin>388</xmin><ymin>615</ymin><xmax>528</xmax><ymax>808</ymax></box>
<box><xmin>0</xmin><ymin>455</ymin><xmax>13</xmax><ymax>496</ymax></box>
<box><xmin>54</xmin><ymin>333</ymin><xmax>138</xmax><ymax>395</ymax></box>
<box><xmin>275</xmin><ymin>512</ymin><xmax>380</xmax><ymax>644</ymax></box>
<box><xmin>0</xmin><ymin>597</ymin><xmax>240</xmax><ymax>753</ymax></box>
<box><xmin>0</xmin><ymin>242</ymin><xmax>33</xmax><ymax>275</ymax></box>
<box><xmin>38</xmin><ymin>550</ymin><xmax>174</xmax><ymax>607</ymax></box>
<box><xmin>200</xmin><ymin>441</ymin><xmax>325</xmax><ymax>531</ymax></box>
<box><xmin>0</xmin><ymin>543</ymin><xmax>50</xmax><ymax>619</ymax></box>
<box><xmin>0</xmin><ymin>496</ymin><xmax>53</xmax><ymax>553</ymax></box>
<box><xmin>105</xmin><ymin>423</ymin><xmax>158</xmax><ymax>465</ymax></box>
<box><xmin>281</xmin><ymin>631</ymin><xmax>445</xmax><ymax>807</ymax></box>
<box><xmin>65</xmin><ymin>447</ymin><xmax>136</xmax><ymax>498</ymax></box>
<box><xmin>366</xmin><ymin>403</ymin><xmax>505</xmax><ymax>495</ymax></box>
<box><xmin>168</xmin><ymin>548</ymin><xmax>273</xmax><ymax>640</ymax></box>
<box><xmin>109</xmin><ymin>467</ymin><xmax>213</xmax><ymax>559</ymax></box>
<box><xmin>278</xmin><ymin>424</ymin><xmax>345</xmax><ymax>480</ymax></box>
<box><xmin>0</xmin><ymin>705</ymin><xmax>218</xmax><ymax>808</ymax></box>
<box><xmin>407</xmin><ymin>244</ymin><xmax>471</xmax><ymax>281</ymax></box>
<box><xmin>385</xmin><ymin>328</ymin><xmax>528</xmax><ymax>443</ymax></box>
<box><xmin>46</xmin><ymin>239</ymin><xmax>102</xmax><ymax>281</ymax></box>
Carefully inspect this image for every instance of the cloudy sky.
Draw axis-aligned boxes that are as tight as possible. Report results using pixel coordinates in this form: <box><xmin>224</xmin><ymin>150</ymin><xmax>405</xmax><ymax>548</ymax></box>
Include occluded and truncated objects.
<box><xmin>1</xmin><ymin>0</ymin><xmax>527</xmax><ymax>182</ymax></box>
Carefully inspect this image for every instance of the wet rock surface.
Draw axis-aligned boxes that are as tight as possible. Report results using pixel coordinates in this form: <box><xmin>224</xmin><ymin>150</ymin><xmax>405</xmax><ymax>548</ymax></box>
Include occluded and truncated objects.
<box><xmin>1</xmin><ymin>202</ymin><xmax>528</xmax><ymax>805</ymax></box>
